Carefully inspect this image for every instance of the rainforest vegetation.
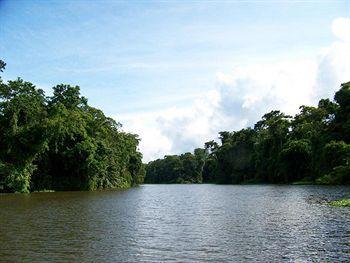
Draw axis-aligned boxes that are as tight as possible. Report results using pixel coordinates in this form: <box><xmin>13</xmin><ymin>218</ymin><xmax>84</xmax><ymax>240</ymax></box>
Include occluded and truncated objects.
<box><xmin>1</xmin><ymin>59</ymin><xmax>349</xmax><ymax>192</ymax></box>
<box><xmin>145</xmin><ymin>82</ymin><xmax>350</xmax><ymax>185</ymax></box>
<box><xmin>0</xmin><ymin>60</ymin><xmax>145</xmax><ymax>193</ymax></box>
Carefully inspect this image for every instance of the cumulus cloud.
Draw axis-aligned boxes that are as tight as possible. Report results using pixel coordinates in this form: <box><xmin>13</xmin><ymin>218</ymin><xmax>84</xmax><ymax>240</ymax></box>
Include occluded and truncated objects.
<box><xmin>332</xmin><ymin>17</ymin><xmax>350</xmax><ymax>42</ymax></box>
<box><xmin>315</xmin><ymin>17</ymin><xmax>350</xmax><ymax>99</ymax></box>
<box><xmin>120</xmin><ymin>17</ymin><xmax>350</xmax><ymax>162</ymax></box>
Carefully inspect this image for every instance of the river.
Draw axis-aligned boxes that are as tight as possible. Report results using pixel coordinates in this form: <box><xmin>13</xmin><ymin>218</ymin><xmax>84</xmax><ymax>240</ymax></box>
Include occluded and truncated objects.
<box><xmin>1</xmin><ymin>184</ymin><xmax>350</xmax><ymax>262</ymax></box>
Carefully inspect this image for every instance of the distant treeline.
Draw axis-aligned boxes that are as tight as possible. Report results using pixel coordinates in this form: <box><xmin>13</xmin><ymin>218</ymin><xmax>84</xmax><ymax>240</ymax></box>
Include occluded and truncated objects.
<box><xmin>0</xmin><ymin>60</ymin><xmax>145</xmax><ymax>193</ymax></box>
<box><xmin>145</xmin><ymin>82</ymin><xmax>350</xmax><ymax>185</ymax></box>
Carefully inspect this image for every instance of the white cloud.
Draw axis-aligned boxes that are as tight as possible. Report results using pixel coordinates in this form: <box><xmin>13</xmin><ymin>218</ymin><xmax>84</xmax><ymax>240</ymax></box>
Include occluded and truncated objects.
<box><xmin>117</xmin><ymin>111</ymin><xmax>172</xmax><ymax>161</ymax></box>
<box><xmin>332</xmin><ymin>17</ymin><xmax>350</xmax><ymax>42</ymax></box>
<box><xmin>315</xmin><ymin>18</ymin><xmax>350</xmax><ymax>99</ymax></box>
<box><xmin>119</xmin><ymin>17</ymin><xmax>350</xmax><ymax>162</ymax></box>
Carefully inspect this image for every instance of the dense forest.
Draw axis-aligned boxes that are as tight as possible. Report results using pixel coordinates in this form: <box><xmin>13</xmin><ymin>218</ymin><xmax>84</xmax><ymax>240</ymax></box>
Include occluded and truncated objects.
<box><xmin>2</xmin><ymin>58</ymin><xmax>349</xmax><ymax>192</ymax></box>
<box><xmin>145</xmin><ymin>82</ymin><xmax>350</xmax><ymax>185</ymax></box>
<box><xmin>0</xmin><ymin>60</ymin><xmax>145</xmax><ymax>193</ymax></box>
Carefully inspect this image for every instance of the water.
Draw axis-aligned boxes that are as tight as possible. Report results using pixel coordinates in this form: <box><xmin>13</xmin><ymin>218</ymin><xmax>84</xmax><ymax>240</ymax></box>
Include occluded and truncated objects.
<box><xmin>1</xmin><ymin>185</ymin><xmax>350</xmax><ymax>262</ymax></box>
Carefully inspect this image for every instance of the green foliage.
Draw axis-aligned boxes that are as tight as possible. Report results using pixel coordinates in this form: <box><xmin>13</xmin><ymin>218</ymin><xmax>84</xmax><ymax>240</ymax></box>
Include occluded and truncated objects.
<box><xmin>0</xmin><ymin>60</ymin><xmax>144</xmax><ymax>193</ymax></box>
<box><xmin>252</xmin><ymin>111</ymin><xmax>291</xmax><ymax>183</ymax></box>
<box><xmin>321</xmin><ymin>141</ymin><xmax>350</xmax><ymax>171</ymax></box>
<box><xmin>0</xmin><ymin>60</ymin><xmax>6</xmax><ymax>72</ymax></box>
<box><xmin>1</xmin><ymin>163</ymin><xmax>34</xmax><ymax>193</ymax></box>
<box><xmin>214</xmin><ymin>128</ymin><xmax>256</xmax><ymax>184</ymax></box>
<box><xmin>279</xmin><ymin>139</ymin><xmax>312</xmax><ymax>182</ymax></box>
<box><xmin>145</xmin><ymin>151</ymin><xmax>205</xmax><ymax>184</ymax></box>
<box><xmin>334</xmin><ymin>82</ymin><xmax>350</xmax><ymax>142</ymax></box>
<box><xmin>329</xmin><ymin>198</ymin><xmax>350</xmax><ymax>207</ymax></box>
<box><xmin>145</xmin><ymin>82</ymin><xmax>350</xmax><ymax>186</ymax></box>
<box><xmin>316</xmin><ymin>165</ymin><xmax>350</xmax><ymax>185</ymax></box>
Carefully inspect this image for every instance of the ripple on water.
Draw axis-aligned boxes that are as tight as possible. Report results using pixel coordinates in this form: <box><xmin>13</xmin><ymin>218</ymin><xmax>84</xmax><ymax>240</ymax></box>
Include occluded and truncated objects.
<box><xmin>0</xmin><ymin>184</ymin><xmax>350</xmax><ymax>262</ymax></box>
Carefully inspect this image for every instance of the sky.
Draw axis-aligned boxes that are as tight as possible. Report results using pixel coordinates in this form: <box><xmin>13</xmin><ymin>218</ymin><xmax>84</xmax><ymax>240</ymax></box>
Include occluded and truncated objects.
<box><xmin>0</xmin><ymin>0</ymin><xmax>350</xmax><ymax>161</ymax></box>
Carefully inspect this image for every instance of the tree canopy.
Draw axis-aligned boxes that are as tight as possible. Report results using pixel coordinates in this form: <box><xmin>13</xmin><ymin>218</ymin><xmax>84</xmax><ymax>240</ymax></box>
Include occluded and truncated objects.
<box><xmin>0</xmin><ymin>60</ymin><xmax>145</xmax><ymax>193</ymax></box>
<box><xmin>145</xmin><ymin>82</ymin><xmax>350</xmax><ymax>185</ymax></box>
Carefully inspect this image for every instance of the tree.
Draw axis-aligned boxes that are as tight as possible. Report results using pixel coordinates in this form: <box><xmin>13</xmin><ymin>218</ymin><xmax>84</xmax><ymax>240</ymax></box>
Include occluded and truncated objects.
<box><xmin>279</xmin><ymin>139</ymin><xmax>312</xmax><ymax>182</ymax></box>
<box><xmin>254</xmin><ymin>111</ymin><xmax>291</xmax><ymax>183</ymax></box>
<box><xmin>334</xmin><ymin>82</ymin><xmax>350</xmax><ymax>142</ymax></box>
<box><xmin>0</xmin><ymin>61</ymin><xmax>144</xmax><ymax>193</ymax></box>
<box><xmin>144</xmin><ymin>82</ymin><xmax>350</xmax><ymax>186</ymax></box>
<box><xmin>0</xmin><ymin>79</ymin><xmax>47</xmax><ymax>192</ymax></box>
<box><xmin>0</xmin><ymin>60</ymin><xmax>6</xmax><ymax>72</ymax></box>
<box><xmin>316</xmin><ymin>141</ymin><xmax>350</xmax><ymax>184</ymax></box>
<box><xmin>290</xmin><ymin>102</ymin><xmax>336</xmax><ymax>178</ymax></box>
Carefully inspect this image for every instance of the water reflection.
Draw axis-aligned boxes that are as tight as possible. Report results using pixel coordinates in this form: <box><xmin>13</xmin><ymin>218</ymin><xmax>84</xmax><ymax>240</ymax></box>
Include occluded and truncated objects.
<box><xmin>1</xmin><ymin>185</ymin><xmax>350</xmax><ymax>262</ymax></box>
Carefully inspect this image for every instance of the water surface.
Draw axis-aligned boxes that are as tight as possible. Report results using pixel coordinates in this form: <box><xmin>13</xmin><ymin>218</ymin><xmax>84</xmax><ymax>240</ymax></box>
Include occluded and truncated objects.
<box><xmin>1</xmin><ymin>185</ymin><xmax>350</xmax><ymax>262</ymax></box>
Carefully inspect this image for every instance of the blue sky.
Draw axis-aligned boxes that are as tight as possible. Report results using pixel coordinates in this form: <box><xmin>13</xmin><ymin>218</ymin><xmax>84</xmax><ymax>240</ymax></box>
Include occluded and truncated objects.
<box><xmin>1</xmin><ymin>0</ymin><xmax>350</xmax><ymax>161</ymax></box>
